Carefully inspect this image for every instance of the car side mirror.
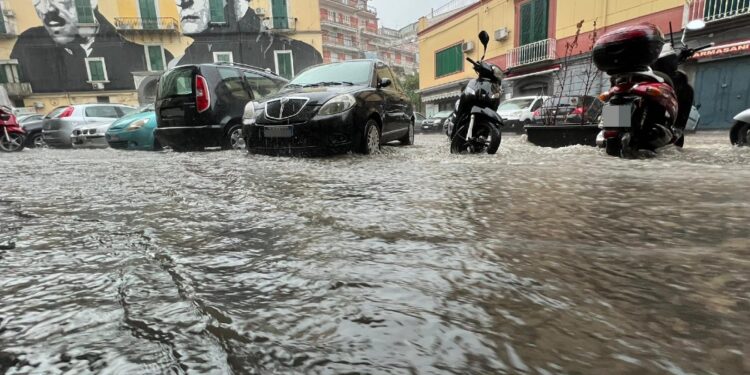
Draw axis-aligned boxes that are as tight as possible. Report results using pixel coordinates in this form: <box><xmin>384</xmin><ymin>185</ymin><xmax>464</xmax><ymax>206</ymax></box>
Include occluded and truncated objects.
<box><xmin>379</xmin><ymin>78</ymin><xmax>392</xmax><ymax>89</ymax></box>
<box><xmin>0</xmin><ymin>114</ymin><xmax>10</xmax><ymax>121</ymax></box>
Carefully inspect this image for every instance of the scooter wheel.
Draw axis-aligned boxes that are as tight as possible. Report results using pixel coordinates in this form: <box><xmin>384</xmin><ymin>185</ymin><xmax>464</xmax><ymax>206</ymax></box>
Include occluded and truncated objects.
<box><xmin>605</xmin><ymin>137</ymin><xmax>621</xmax><ymax>157</ymax></box>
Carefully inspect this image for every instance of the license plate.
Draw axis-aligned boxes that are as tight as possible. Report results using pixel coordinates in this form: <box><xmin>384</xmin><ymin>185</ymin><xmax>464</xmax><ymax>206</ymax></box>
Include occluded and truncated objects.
<box><xmin>109</xmin><ymin>135</ymin><xmax>119</xmax><ymax>141</ymax></box>
<box><xmin>263</xmin><ymin>126</ymin><xmax>293</xmax><ymax>138</ymax></box>
<box><xmin>602</xmin><ymin>104</ymin><xmax>633</xmax><ymax>128</ymax></box>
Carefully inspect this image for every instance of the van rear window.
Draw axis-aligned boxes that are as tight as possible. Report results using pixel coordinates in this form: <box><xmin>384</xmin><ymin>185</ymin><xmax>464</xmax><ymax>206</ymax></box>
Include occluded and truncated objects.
<box><xmin>159</xmin><ymin>68</ymin><xmax>194</xmax><ymax>97</ymax></box>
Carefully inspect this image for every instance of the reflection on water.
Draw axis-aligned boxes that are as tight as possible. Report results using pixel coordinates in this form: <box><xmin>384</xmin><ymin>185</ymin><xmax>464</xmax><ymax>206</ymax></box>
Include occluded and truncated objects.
<box><xmin>1</xmin><ymin>133</ymin><xmax>749</xmax><ymax>374</ymax></box>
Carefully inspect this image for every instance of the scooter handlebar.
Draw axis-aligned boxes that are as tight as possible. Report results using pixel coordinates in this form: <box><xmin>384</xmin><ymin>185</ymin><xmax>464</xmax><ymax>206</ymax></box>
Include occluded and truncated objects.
<box><xmin>693</xmin><ymin>43</ymin><xmax>715</xmax><ymax>53</ymax></box>
<box><xmin>466</xmin><ymin>57</ymin><xmax>477</xmax><ymax>65</ymax></box>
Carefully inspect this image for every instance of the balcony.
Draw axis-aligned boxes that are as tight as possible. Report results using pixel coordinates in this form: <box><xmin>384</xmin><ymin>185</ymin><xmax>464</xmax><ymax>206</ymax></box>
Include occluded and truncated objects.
<box><xmin>321</xmin><ymin>0</ymin><xmax>377</xmax><ymax>16</ymax></box>
<box><xmin>265</xmin><ymin>17</ymin><xmax>297</xmax><ymax>33</ymax></box>
<box><xmin>114</xmin><ymin>17</ymin><xmax>180</xmax><ymax>33</ymax></box>
<box><xmin>321</xmin><ymin>17</ymin><xmax>358</xmax><ymax>32</ymax></box>
<box><xmin>1</xmin><ymin>82</ymin><xmax>32</xmax><ymax>98</ymax></box>
<box><xmin>507</xmin><ymin>38</ymin><xmax>557</xmax><ymax>69</ymax></box>
<box><xmin>322</xmin><ymin>35</ymin><xmax>361</xmax><ymax>52</ymax></box>
<box><xmin>686</xmin><ymin>0</ymin><xmax>750</xmax><ymax>24</ymax></box>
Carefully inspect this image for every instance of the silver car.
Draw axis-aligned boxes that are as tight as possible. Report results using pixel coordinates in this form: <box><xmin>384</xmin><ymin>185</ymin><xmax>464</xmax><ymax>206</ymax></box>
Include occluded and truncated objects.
<box><xmin>71</xmin><ymin>122</ymin><xmax>113</xmax><ymax>149</ymax></box>
<box><xmin>42</xmin><ymin>104</ymin><xmax>136</xmax><ymax>148</ymax></box>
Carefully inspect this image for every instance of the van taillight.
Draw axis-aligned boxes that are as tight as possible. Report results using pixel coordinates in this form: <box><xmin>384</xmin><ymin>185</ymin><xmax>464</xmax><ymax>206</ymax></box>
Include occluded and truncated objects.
<box><xmin>59</xmin><ymin>107</ymin><xmax>75</xmax><ymax>118</ymax></box>
<box><xmin>196</xmin><ymin>75</ymin><xmax>210</xmax><ymax>113</ymax></box>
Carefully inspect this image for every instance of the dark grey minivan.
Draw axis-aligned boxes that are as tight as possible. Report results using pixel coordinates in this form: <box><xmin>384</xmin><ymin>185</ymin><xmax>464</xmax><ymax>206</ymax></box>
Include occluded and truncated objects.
<box><xmin>154</xmin><ymin>63</ymin><xmax>288</xmax><ymax>152</ymax></box>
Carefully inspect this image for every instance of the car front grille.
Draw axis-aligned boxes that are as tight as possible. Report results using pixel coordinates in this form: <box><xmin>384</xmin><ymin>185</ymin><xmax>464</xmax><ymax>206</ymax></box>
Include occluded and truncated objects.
<box><xmin>108</xmin><ymin>141</ymin><xmax>129</xmax><ymax>149</ymax></box>
<box><xmin>265</xmin><ymin>97</ymin><xmax>309</xmax><ymax>120</ymax></box>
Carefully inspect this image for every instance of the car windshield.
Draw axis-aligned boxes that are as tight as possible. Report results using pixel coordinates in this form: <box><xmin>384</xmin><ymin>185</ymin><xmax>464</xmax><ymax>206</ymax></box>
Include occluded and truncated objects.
<box><xmin>139</xmin><ymin>104</ymin><xmax>155</xmax><ymax>113</ymax></box>
<box><xmin>432</xmin><ymin>111</ymin><xmax>453</xmax><ymax>119</ymax></box>
<box><xmin>288</xmin><ymin>61</ymin><xmax>372</xmax><ymax>87</ymax></box>
<box><xmin>498</xmin><ymin>99</ymin><xmax>535</xmax><ymax>111</ymax></box>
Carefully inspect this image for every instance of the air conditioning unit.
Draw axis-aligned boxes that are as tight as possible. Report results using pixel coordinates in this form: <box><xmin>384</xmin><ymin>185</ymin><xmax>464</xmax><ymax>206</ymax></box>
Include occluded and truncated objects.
<box><xmin>3</xmin><ymin>10</ymin><xmax>15</xmax><ymax>18</ymax></box>
<box><xmin>494</xmin><ymin>27</ymin><xmax>509</xmax><ymax>41</ymax></box>
<box><xmin>255</xmin><ymin>8</ymin><xmax>266</xmax><ymax>17</ymax></box>
<box><xmin>92</xmin><ymin>82</ymin><xmax>104</xmax><ymax>90</ymax></box>
<box><xmin>462</xmin><ymin>41</ymin><xmax>474</xmax><ymax>52</ymax></box>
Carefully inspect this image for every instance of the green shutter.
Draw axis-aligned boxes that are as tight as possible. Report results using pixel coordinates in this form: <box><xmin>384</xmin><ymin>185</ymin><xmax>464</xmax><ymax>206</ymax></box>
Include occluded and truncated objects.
<box><xmin>272</xmin><ymin>0</ymin><xmax>289</xmax><ymax>29</ymax></box>
<box><xmin>0</xmin><ymin>4</ymin><xmax>6</xmax><ymax>34</ymax></box>
<box><xmin>209</xmin><ymin>0</ymin><xmax>226</xmax><ymax>23</ymax></box>
<box><xmin>148</xmin><ymin>46</ymin><xmax>164</xmax><ymax>71</ymax></box>
<box><xmin>89</xmin><ymin>60</ymin><xmax>105</xmax><ymax>81</ymax></box>
<box><xmin>535</xmin><ymin>0</ymin><xmax>549</xmax><ymax>42</ymax></box>
<box><xmin>75</xmin><ymin>0</ymin><xmax>95</xmax><ymax>24</ymax></box>
<box><xmin>0</xmin><ymin>66</ymin><xmax>8</xmax><ymax>84</ymax></box>
<box><xmin>276</xmin><ymin>52</ymin><xmax>293</xmax><ymax>79</ymax></box>
<box><xmin>435</xmin><ymin>44</ymin><xmax>463</xmax><ymax>77</ymax></box>
<box><xmin>520</xmin><ymin>0</ymin><xmax>548</xmax><ymax>46</ymax></box>
<box><xmin>520</xmin><ymin>2</ymin><xmax>533</xmax><ymax>46</ymax></box>
<box><xmin>139</xmin><ymin>0</ymin><xmax>158</xmax><ymax>29</ymax></box>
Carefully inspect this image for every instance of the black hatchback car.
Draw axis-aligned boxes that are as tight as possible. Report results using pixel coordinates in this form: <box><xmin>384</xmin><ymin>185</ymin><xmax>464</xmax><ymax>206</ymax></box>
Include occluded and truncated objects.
<box><xmin>155</xmin><ymin>63</ymin><xmax>288</xmax><ymax>152</ymax></box>
<box><xmin>242</xmin><ymin>60</ymin><xmax>415</xmax><ymax>156</ymax></box>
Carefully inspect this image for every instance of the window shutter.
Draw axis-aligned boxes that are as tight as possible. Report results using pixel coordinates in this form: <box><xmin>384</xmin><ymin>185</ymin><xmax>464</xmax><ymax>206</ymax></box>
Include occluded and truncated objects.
<box><xmin>520</xmin><ymin>2</ymin><xmax>533</xmax><ymax>46</ymax></box>
<box><xmin>89</xmin><ymin>60</ymin><xmax>105</xmax><ymax>82</ymax></box>
<box><xmin>436</xmin><ymin>44</ymin><xmax>463</xmax><ymax>77</ymax></box>
<box><xmin>75</xmin><ymin>0</ymin><xmax>95</xmax><ymax>24</ymax></box>
<box><xmin>148</xmin><ymin>46</ymin><xmax>164</xmax><ymax>71</ymax></box>
<box><xmin>209</xmin><ymin>0</ymin><xmax>226</xmax><ymax>23</ymax></box>
<box><xmin>0</xmin><ymin>66</ymin><xmax>8</xmax><ymax>84</ymax></box>
<box><xmin>534</xmin><ymin>0</ymin><xmax>549</xmax><ymax>43</ymax></box>
<box><xmin>0</xmin><ymin>4</ymin><xmax>6</xmax><ymax>34</ymax></box>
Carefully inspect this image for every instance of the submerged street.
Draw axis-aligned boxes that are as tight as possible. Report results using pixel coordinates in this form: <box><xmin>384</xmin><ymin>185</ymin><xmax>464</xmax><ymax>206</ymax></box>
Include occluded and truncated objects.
<box><xmin>1</xmin><ymin>133</ymin><xmax>749</xmax><ymax>374</ymax></box>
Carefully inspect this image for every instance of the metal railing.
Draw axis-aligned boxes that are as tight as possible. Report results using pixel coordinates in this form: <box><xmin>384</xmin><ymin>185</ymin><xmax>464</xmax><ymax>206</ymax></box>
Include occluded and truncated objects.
<box><xmin>266</xmin><ymin>17</ymin><xmax>297</xmax><ymax>32</ymax></box>
<box><xmin>321</xmin><ymin>16</ymin><xmax>357</xmax><ymax>30</ymax></box>
<box><xmin>686</xmin><ymin>0</ymin><xmax>750</xmax><ymax>24</ymax></box>
<box><xmin>507</xmin><ymin>38</ymin><xmax>557</xmax><ymax>68</ymax></box>
<box><xmin>114</xmin><ymin>17</ymin><xmax>179</xmax><ymax>32</ymax></box>
<box><xmin>322</xmin><ymin>35</ymin><xmax>359</xmax><ymax>49</ymax></box>
<box><xmin>0</xmin><ymin>82</ymin><xmax>32</xmax><ymax>97</ymax></box>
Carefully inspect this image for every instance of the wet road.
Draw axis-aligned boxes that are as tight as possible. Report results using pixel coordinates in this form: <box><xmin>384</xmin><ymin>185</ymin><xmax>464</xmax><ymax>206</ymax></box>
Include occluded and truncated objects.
<box><xmin>1</xmin><ymin>132</ymin><xmax>749</xmax><ymax>374</ymax></box>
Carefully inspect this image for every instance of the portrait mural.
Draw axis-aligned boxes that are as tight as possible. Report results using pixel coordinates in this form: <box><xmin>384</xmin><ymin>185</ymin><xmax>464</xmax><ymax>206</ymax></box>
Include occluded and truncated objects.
<box><xmin>8</xmin><ymin>0</ymin><xmax>322</xmax><ymax>99</ymax></box>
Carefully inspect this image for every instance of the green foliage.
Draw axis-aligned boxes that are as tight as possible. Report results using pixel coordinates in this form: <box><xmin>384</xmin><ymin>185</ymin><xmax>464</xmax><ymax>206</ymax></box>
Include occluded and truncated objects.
<box><xmin>400</xmin><ymin>74</ymin><xmax>421</xmax><ymax>112</ymax></box>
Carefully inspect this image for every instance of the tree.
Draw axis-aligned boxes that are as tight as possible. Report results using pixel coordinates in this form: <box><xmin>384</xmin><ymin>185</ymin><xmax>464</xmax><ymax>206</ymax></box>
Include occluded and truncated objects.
<box><xmin>400</xmin><ymin>74</ymin><xmax>421</xmax><ymax>113</ymax></box>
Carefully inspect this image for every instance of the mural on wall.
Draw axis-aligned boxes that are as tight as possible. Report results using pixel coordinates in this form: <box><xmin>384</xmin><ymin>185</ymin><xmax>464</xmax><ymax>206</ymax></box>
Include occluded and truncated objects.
<box><xmin>8</xmin><ymin>0</ymin><xmax>322</xmax><ymax>99</ymax></box>
<box><xmin>173</xmin><ymin>0</ymin><xmax>323</xmax><ymax>77</ymax></box>
<box><xmin>11</xmin><ymin>0</ymin><xmax>173</xmax><ymax>93</ymax></box>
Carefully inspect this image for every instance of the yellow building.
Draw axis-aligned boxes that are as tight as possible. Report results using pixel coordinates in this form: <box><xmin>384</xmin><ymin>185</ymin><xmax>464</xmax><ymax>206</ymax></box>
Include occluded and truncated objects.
<box><xmin>0</xmin><ymin>0</ymin><xmax>323</xmax><ymax>114</ymax></box>
<box><xmin>417</xmin><ymin>0</ymin><xmax>685</xmax><ymax>116</ymax></box>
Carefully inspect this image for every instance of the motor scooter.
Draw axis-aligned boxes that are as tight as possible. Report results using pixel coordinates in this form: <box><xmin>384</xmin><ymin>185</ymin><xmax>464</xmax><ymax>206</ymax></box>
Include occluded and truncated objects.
<box><xmin>595</xmin><ymin>20</ymin><xmax>712</xmax><ymax>157</ymax></box>
<box><xmin>730</xmin><ymin>108</ymin><xmax>750</xmax><ymax>146</ymax></box>
<box><xmin>0</xmin><ymin>106</ymin><xmax>25</xmax><ymax>152</ymax></box>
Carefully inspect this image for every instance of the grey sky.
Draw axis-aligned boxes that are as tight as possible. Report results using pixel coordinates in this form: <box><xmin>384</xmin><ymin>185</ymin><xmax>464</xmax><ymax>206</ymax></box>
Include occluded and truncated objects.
<box><xmin>370</xmin><ymin>0</ymin><xmax>439</xmax><ymax>29</ymax></box>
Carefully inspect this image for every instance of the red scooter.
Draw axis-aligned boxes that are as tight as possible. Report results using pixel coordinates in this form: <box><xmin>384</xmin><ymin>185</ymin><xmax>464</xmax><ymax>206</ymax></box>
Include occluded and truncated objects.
<box><xmin>594</xmin><ymin>22</ymin><xmax>712</xmax><ymax>158</ymax></box>
<box><xmin>0</xmin><ymin>106</ymin><xmax>26</xmax><ymax>152</ymax></box>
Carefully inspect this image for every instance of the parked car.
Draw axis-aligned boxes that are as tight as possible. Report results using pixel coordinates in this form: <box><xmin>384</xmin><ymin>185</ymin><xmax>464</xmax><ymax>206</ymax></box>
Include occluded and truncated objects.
<box><xmin>17</xmin><ymin>114</ymin><xmax>43</xmax><ymax>125</ymax></box>
<box><xmin>497</xmin><ymin>96</ymin><xmax>548</xmax><ymax>131</ymax></box>
<box><xmin>415</xmin><ymin>112</ymin><xmax>426</xmax><ymax>123</ymax></box>
<box><xmin>535</xmin><ymin>96</ymin><xmax>603</xmax><ymax>125</ymax></box>
<box><xmin>422</xmin><ymin>111</ymin><xmax>453</xmax><ymax>133</ymax></box>
<box><xmin>71</xmin><ymin>122</ymin><xmax>113</xmax><ymax>148</ymax></box>
<box><xmin>21</xmin><ymin>119</ymin><xmax>45</xmax><ymax>148</ymax></box>
<box><xmin>105</xmin><ymin>104</ymin><xmax>161</xmax><ymax>151</ymax></box>
<box><xmin>243</xmin><ymin>59</ymin><xmax>415</xmax><ymax>156</ymax></box>
<box><xmin>42</xmin><ymin>104</ymin><xmax>137</xmax><ymax>148</ymax></box>
<box><xmin>730</xmin><ymin>108</ymin><xmax>750</xmax><ymax>146</ymax></box>
<box><xmin>155</xmin><ymin>63</ymin><xmax>288</xmax><ymax>152</ymax></box>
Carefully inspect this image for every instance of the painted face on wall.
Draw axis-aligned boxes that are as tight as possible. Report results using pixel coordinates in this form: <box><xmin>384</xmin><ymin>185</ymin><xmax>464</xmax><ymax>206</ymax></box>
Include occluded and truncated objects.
<box><xmin>32</xmin><ymin>0</ymin><xmax>99</xmax><ymax>44</ymax></box>
<box><xmin>235</xmin><ymin>0</ymin><xmax>249</xmax><ymax>21</ymax></box>
<box><xmin>176</xmin><ymin>0</ymin><xmax>212</xmax><ymax>35</ymax></box>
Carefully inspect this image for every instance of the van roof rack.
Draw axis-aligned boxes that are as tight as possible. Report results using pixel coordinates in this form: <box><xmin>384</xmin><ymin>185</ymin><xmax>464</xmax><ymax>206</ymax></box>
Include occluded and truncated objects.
<box><xmin>213</xmin><ymin>61</ymin><xmax>279</xmax><ymax>76</ymax></box>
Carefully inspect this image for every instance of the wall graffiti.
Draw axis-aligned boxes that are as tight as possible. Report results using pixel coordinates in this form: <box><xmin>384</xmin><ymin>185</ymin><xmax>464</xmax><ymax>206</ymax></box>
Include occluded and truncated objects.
<box><xmin>7</xmin><ymin>0</ymin><xmax>322</xmax><ymax>102</ymax></box>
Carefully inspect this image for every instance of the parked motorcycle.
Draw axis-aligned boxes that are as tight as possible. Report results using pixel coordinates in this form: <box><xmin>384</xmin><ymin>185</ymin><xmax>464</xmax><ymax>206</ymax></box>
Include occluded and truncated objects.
<box><xmin>446</xmin><ymin>31</ymin><xmax>505</xmax><ymax>154</ymax></box>
<box><xmin>0</xmin><ymin>106</ymin><xmax>25</xmax><ymax>152</ymax></box>
<box><xmin>730</xmin><ymin>108</ymin><xmax>750</xmax><ymax>146</ymax></box>
<box><xmin>594</xmin><ymin>20</ymin><xmax>712</xmax><ymax>158</ymax></box>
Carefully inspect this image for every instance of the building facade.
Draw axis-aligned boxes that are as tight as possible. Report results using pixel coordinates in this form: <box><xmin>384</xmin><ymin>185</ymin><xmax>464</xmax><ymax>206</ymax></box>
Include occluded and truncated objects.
<box><xmin>417</xmin><ymin>0</ymin><xmax>729</xmax><ymax>120</ymax></box>
<box><xmin>319</xmin><ymin>0</ymin><xmax>418</xmax><ymax>75</ymax></box>
<box><xmin>0</xmin><ymin>0</ymin><xmax>323</xmax><ymax>113</ymax></box>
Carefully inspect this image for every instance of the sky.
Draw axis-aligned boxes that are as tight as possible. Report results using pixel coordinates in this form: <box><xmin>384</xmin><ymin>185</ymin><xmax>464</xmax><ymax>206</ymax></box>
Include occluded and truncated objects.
<box><xmin>370</xmin><ymin>0</ymin><xmax>439</xmax><ymax>29</ymax></box>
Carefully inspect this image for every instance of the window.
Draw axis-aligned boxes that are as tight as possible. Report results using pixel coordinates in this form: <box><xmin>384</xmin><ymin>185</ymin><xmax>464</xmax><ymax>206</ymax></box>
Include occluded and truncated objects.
<box><xmin>272</xmin><ymin>0</ymin><xmax>289</xmax><ymax>29</ymax></box>
<box><xmin>217</xmin><ymin>67</ymin><xmax>251</xmax><ymax>101</ymax></box>
<box><xmin>435</xmin><ymin>44</ymin><xmax>463</xmax><ymax>77</ymax></box>
<box><xmin>520</xmin><ymin>0</ymin><xmax>549</xmax><ymax>46</ymax></box>
<box><xmin>75</xmin><ymin>0</ymin><xmax>95</xmax><ymax>24</ymax></box>
<box><xmin>159</xmin><ymin>67</ymin><xmax>193</xmax><ymax>97</ymax></box>
<box><xmin>85</xmin><ymin>58</ymin><xmax>108</xmax><ymax>82</ymax></box>
<box><xmin>209</xmin><ymin>0</ymin><xmax>225</xmax><ymax>23</ymax></box>
<box><xmin>213</xmin><ymin>52</ymin><xmax>234</xmax><ymax>63</ymax></box>
<box><xmin>0</xmin><ymin>4</ymin><xmax>6</xmax><ymax>34</ymax></box>
<box><xmin>244</xmin><ymin>72</ymin><xmax>283</xmax><ymax>100</ymax></box>
<box><xmin>139</xmin><ymin>0</ymin><xmax>159</xmax><ymax>29</ymax></box>
<box><xmin>145</xmin><ymin>45</ymin><xmax>166</xmax><ymax>71</ymax></box>
<box><xmin>0</xmin><ymin>63</ymin><xmax>20</xmax><ymax>84</ymax></box>
<box><xmin>85</xmin><ymin>106</ymin><xmax>120</xmax><ymax>118</ymax></box>
<box><xmin>274</xmin><ymin>51</ymin><xmax>294</xmax><ymax>79</ymax></box>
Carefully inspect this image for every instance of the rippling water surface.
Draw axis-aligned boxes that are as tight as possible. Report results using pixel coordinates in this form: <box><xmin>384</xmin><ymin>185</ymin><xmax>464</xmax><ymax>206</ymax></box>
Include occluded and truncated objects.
<box><xmin>1</xmin><ymin>133</ymin><xmax>749</xmax><ymax>374</ymax></box>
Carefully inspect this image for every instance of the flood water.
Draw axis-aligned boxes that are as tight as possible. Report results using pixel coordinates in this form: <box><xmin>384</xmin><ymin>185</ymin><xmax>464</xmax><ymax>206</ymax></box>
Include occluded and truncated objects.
<box><xmin>1</xmin><ymin>132</ymin><xmax>749</xmax><ymax>374</ymax></box>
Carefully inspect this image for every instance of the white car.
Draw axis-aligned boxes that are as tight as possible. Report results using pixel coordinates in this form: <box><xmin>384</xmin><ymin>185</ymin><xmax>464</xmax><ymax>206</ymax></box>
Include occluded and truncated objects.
<box><xmin>71</xmin><ymin>122</ymin><xmax>114</xmax><ymax>148</ymax></box>
<box><xmin>497</xmin><ymin>96</ymin><xmax>549</xmax><ymax>131</ymax></box>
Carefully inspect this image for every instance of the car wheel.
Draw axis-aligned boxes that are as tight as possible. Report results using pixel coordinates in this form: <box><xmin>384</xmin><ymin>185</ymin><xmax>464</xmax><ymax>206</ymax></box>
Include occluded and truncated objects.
<box><xmin>221</xmin><ymin>125</ymin><xmax>244</xmax><ymax>150</ymax></box>
<box><xmin>152</xmin><ymin>138</ymin><xmax>163</xmax><ymax>151</ymax></box>
<box><xmin>399</xmin><ymin>120</ymin><xmax>415</xmax><ymax>146</ymax></box>
<box><xmin>359</xmin><ymin>119</ymin><xmax>381</xmax><ymax>155</ymax></box>
<box><xmin>29</xmin><ymin>133</ymin><xmax>46</xmax><ymax>148</ymax></box>
<box><xmin>0</xmin><ymin>133</ymin><xmax>25</xmax><ymax>152</ymax></box>
<box><xmin>731</xmin><ymin>121</ymin><xmax>750</xmax><ymax>146</ymax></box>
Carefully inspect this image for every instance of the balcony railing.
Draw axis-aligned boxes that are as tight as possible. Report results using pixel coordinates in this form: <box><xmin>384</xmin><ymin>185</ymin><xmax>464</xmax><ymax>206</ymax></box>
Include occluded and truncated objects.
<box><xmin>321</xmin><ymin>17</ymin><xmax>357</xmax><ymax>31</ymax></box>
<box><xmin>265</xmin><ymin>17</ymin><xmax>297</xmax><ymax>33</ymax></box>
<box><xmin>507</xmin><ymin>38</ymin><xmax>557</xmax><ymax>69</ymax></box>
<box><xmin>687</xmin><ymin>0</ymin><xmax>750</xmax><ymax>24</ymax></box>
<box><xmin>114</xmin><ymin>17</ymin><xmax>180</xmax><ymax>32</ymax></box>
<box><xmin>0</xmin><ymin>82</ymin><xmax>33</xmax><ymax>97</ymax></box>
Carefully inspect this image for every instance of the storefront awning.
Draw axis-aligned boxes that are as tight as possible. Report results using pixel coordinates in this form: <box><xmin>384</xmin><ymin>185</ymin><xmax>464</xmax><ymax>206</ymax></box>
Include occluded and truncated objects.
<box><xmin>504</xmin><ymin>67</ymin><xmax>560</xmax><ymax>81</ymax></box>
<box><xmin>422</xmin><ymin>90</ymin><xmax>462</xmax><ymax>103</ymax></box>
<box><xmin>419</xmin><ymin>79</ymin><xmax>470</xmax><ymax>103</ymax></box>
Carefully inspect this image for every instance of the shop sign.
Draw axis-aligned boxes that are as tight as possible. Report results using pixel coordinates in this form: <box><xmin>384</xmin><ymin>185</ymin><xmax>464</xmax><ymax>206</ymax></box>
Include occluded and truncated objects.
<box><xmin>693</xmin><ymin>40</ymin><xmax>750</xmax><ymax>60</ymax></box>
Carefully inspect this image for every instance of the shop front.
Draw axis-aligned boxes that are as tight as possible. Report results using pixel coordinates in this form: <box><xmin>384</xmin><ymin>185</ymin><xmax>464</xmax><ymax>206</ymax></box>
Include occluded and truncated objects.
<box><xmin>419</xmin><ymin>79</ymin><xmax>470</xmax><ymax>117</ymax></box>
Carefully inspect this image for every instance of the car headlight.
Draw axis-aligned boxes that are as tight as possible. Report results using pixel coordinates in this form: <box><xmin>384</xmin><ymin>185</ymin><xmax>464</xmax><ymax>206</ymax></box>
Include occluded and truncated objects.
<box><xmin>243</xmin><ymin>101</ymin><xmax>259</xmax><ymax>125</ymax></box>
<box><xmin>318</xmin><ymin>94</ymin><xmax>356</xmax><ymax>116</ymax></box>
<box><xmin>126</xmin><ymin>119</ymin><xmax>148</xmax><ymax>131</ymax></box>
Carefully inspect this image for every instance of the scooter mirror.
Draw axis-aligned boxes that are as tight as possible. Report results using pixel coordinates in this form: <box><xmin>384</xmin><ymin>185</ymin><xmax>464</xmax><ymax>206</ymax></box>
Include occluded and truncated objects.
<box><xmin>686</xmin><ymin>19</ymin><xmax>706</xmax><ymax>31</ymax></box>
<box><xmin>478</xmin><ymin>31</ymin><xmax>490</xmax><ymax>48</ymax></box>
